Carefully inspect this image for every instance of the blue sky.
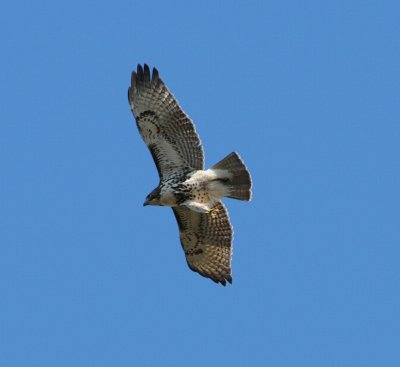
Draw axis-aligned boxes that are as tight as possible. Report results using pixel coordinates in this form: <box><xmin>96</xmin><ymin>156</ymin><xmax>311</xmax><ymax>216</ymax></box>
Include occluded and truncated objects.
<box><xmin>1</xmin><ymin>0</ymin><xmax>399</xmax><ymax>366</ymax></box>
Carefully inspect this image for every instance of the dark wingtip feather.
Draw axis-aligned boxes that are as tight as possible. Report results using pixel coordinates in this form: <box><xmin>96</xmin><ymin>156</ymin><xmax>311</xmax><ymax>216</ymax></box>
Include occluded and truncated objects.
<box><xmin>188</xmin><ymin>264</ymin><xmax>232</xmax><ymax>286</ymax></box>
<box><xmin>143</xmin><ymin>64</ymin><xmax>151</xmax><ymax>85</ymax></box>
<box><xmin>136</xmin><ymin>64</ymin><xmax>144</xmax><ymax>86</ymax></box>
<box><xmin>152</xmin><ymin>67</ymin><xmax>159</xmax><ymax>82</ymax></box>
<box><xmin>133</xmin><ymin>64</ymin><xmax>159</xmax><ymax>89</ymax></box>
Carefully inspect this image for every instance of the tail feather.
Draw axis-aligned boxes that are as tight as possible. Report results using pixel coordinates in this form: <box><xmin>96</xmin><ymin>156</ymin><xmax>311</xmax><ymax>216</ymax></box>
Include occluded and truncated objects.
<box><xmin>211</xmin><ymin>152</ymin><xmax>252</xmax><ymax>201</ymax></box>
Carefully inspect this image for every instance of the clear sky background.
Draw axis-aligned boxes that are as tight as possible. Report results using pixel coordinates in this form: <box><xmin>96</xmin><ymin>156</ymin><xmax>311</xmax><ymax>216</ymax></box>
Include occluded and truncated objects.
<box><xmin>1</xmin><ymin>1</ymin><xmax>399</xmax><ymax>366</ymax></box>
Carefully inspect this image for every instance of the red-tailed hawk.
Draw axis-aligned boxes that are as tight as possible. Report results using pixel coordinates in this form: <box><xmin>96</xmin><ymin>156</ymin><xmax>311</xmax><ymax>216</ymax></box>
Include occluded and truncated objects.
<box><xmin>128</xmin><ymin>64</ymin><xmax>252</xmax><ymax>285</ymax></box>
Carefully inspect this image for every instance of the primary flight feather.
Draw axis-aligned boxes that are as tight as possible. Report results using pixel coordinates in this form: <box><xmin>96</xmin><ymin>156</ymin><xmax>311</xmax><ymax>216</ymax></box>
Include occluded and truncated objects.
<box><xmin>128</xmin><ymin>64</ymin><xmax>252</xmax><ymax>285</ymax></box>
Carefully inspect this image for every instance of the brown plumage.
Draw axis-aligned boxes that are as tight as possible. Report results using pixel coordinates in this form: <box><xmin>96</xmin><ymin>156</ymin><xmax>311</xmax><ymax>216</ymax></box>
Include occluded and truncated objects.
<box><xmin>128</xmin><ymin>64</ymin><xmax>252</xmax><ymax>285</ymax></box>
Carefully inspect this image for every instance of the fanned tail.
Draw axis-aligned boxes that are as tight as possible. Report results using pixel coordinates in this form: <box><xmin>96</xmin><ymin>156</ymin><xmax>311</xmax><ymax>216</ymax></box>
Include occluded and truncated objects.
<box><xmin>211</xmin><ymin>152</ymin><xmax>252</xmax><ymax>201</ymax></box>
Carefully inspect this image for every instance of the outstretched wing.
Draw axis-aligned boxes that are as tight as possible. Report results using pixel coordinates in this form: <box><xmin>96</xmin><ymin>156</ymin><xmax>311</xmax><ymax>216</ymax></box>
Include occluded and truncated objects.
<box><xmin>172</xmin><ymin>202</ymin><xmax>233</xmax><ymax>286</ymax></box>
<box><xmin>128</xmin><ymin>64</ymin><xmax>204</xmax><ymax>179</ymax></box>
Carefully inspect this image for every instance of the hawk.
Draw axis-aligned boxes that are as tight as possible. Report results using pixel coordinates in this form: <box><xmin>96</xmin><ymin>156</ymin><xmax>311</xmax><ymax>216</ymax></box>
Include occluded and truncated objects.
<box><xmin>128</xmin><ymin>64</ymin><xmax>252</xmax><ymax>285</ymax></box>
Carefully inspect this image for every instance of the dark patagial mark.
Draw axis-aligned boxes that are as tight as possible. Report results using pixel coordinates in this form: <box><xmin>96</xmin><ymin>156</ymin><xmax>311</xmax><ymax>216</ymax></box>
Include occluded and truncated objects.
<box><xmin>137</xmin><ymin>110</ymin><xmax>157</xmax><ymax>120</ymax></box>
<box><xmin>137</xmin><ymin>110</ymin><xmax>160</xmax><ymax>135</ymax></box>
<box><xmin>174</xmin><ymin>192</ymin><xmax>188</xmax><ymax>205</ymax></box>
<box><xmin>185</xmin><ymin>248</ymin><xmax>204</xmax><ymax>256</ymax></box>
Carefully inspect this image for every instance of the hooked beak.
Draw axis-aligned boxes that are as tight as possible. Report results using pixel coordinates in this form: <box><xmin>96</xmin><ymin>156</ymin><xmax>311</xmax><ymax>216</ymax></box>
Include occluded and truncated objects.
<box><xmin>143</xmin><ymin>200</ymin><xmax>149</xmax><ymax>207</ymax></box>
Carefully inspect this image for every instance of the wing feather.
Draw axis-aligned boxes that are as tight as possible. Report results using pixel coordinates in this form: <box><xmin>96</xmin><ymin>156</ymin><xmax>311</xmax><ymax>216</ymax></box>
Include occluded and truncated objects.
<box><xmin>172</xmin><ymin>202</ymin><xmax>233</xmax><ymax>286</ymax></box>
<box><xmin>128</xmin><ymin>64</ymin><xmax>204</xmax><ymax>178</ymax></box>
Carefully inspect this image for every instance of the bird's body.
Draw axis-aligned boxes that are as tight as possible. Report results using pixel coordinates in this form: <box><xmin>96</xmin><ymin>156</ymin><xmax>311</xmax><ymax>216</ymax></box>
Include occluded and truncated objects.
<box><xmin>128</xmin><ymin>64</ymin><xmax>252</xmax><ymax>285</ymax></box>
<box><xmin>147</xmin><ymin>167</ymin><xmax>233</xmax><ymax>212</ymax></box>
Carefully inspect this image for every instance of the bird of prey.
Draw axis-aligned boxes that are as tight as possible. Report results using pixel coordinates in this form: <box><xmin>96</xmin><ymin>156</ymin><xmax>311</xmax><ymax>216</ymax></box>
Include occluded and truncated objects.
<box><xmin>128</xmin><ymin>64</ymin><xmax>252</xmax><ymax>285</ymax></box>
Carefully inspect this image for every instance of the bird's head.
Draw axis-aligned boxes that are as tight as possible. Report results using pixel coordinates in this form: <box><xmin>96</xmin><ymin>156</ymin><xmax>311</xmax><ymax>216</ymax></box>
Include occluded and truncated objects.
<box><xmin>143</xmin><ymin>187</ymin><xmax>162</xmax><ymax>206</ymax></box>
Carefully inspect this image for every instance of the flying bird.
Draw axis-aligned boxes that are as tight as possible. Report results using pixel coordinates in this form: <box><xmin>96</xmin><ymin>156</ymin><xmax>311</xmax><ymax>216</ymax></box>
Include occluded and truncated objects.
<box><xmin>128</xmin><ymin>64</ymin><xmax>252</xmax><ymax>285</ymax></box>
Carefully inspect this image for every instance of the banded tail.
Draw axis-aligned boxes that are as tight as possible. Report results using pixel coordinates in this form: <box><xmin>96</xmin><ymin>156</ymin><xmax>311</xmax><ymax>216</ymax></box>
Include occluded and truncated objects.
<box><xmin>211</xmin><ymin>152</ymin><xmax>252</xmax><ymax>201</ymax></box>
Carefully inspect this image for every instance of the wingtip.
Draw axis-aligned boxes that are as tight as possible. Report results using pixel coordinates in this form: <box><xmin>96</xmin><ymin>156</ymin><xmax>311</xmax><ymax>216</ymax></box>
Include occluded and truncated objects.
<box><xmin>215</xmin><ymin>274</ymin><xmax>233</xmax><ymax>286</ymax></box>
<box><xmin>219</xmin><ymin>275</ymin><xmax>232</xmax><ymax>286</ymax></box>
<box><xmin>137</xmin><ymin>64</ymin><xmax>144</xmax><ymax>82</ymax></box>
<box><xmin>143</xmin><ymin>64</ymin><xmax>151</xmax><ymax>85</ymax></box>
<box><xmin>152</xmin><ymin>67</ymin><xmax>159</xmax><ymax>82</ymax></box>
<box><xmin>132</xmin><ymin>64</ymin><xmax>160</xmax><ymax>89</ymax></box>
<box><xmin>135</xmin><ymin>64</ymin><xmax>146</xmax><ymax>89</ymax></box>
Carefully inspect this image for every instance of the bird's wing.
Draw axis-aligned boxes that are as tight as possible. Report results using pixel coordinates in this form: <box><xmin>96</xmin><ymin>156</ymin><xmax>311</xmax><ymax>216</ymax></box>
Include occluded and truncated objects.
<box><xmin>172</xmin><ymin>202</ymin><xmax>233</xmax><ymax>285</ymax></box>
<box><xmin>128</xmin><ymin>64</ymin><xmax>204</xmax><ymax>179</ymax></box>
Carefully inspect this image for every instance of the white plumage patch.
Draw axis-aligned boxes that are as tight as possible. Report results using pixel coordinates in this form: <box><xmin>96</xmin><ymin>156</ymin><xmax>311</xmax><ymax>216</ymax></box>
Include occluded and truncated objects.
<box><xmin>183</xmin><ymin>201</ymin><xmax>211</xmax><ymax>213</ymax></box>
<box><xmin>182</xmin><ymin>168</ymin><xmax>233</xmax><ymax>212</ymax></box>
<box><xmin>188</xmin><ymin>168</ymin><xmax>232</xmax><ymax>182</ymax></box>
